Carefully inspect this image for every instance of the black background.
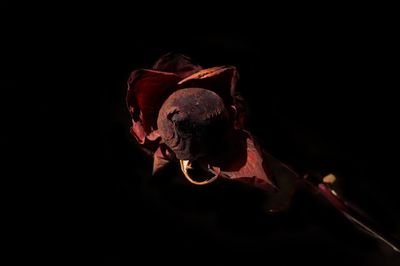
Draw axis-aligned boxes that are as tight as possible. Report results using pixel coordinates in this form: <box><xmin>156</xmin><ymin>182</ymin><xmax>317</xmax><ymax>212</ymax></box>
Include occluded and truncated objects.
<box><xmin>4</xmin><ymin>3</ymin><xmax>400</xmax><ymax>265</ymax></box>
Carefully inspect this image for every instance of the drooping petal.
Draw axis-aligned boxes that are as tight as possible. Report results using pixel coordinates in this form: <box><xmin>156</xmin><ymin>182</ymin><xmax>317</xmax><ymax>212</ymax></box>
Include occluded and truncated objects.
<box><xmin>219</xmin><ymin>130</ymin><xmax>277</xmax><ymax>192</ymax></box>
<box><xmin>152</xmin><ymin>144</ymin><xmax>175</xmax><ymax>175</ymax></box>
<box><xmin>152</xmin><ymin>52</ymin><xmax>203</xmax><ymax>79</ymax></box>
<box><xmin>126</xmin><ymin>69</ymin><xmax>181</xmax><ymax>142</ymax></box>
<box><xmin>130</xmin><ymin>118</ymin><xmax>162</xmax><ymax>145</ymax></box>
<box><xmin>130</xmin><ymin>118</ymin><xmax>147</xmax><ymax>144</ymax></box>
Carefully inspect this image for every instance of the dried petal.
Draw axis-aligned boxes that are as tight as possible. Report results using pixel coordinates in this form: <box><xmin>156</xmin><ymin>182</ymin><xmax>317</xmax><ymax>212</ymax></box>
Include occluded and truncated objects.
<box><xmin>152</xmin><ymin>52</ymin><xmax>203</xmax><ymax>78</ymax></box>
<box><xmin>178</xmin><ymin>66</ymin><xmax>238</xmax><ymax>104</ymax></box>
<box><xmin>127</xmin><ymin>69</ymin><xmax>180</xmax><ymax>143</ymax></box>
<box><xmin>216</xmin><ymin>130</ymin><xmax>277</xmax><ymax>191</ymax></box>
<box><xmin>152</xmin><ymin>144</ymin><xmax>174</xmax><ymax>174</ymax></box>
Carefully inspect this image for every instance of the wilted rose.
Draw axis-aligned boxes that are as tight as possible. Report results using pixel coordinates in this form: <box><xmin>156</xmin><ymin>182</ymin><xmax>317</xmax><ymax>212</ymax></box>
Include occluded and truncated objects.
<box><xmin>126</xmin><ymin>53</ymin><xmax>277</xmax><ymax>191</ymax></box>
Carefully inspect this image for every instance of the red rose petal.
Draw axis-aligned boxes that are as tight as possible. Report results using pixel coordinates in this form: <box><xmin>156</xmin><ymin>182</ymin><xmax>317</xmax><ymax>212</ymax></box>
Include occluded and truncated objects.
<box><xmin>127</xmin><ymin>69</ymin><xmax>181</xmax><ymax>138</ymax></box>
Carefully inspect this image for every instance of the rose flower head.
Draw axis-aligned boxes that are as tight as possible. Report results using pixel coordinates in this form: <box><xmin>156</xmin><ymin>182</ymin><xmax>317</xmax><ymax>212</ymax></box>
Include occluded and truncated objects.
<box><xmin>126</xmin><ymin>53</ymin><xmax>291</xmax><ymax>192</ymax></box>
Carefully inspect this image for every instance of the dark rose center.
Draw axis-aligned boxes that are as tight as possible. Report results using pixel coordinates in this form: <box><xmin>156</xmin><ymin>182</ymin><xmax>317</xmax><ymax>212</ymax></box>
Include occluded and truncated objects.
<box><xmin>157</xmin><ymin>88</ymin><xmax>231</xmax><ymax>160</ymax></box>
